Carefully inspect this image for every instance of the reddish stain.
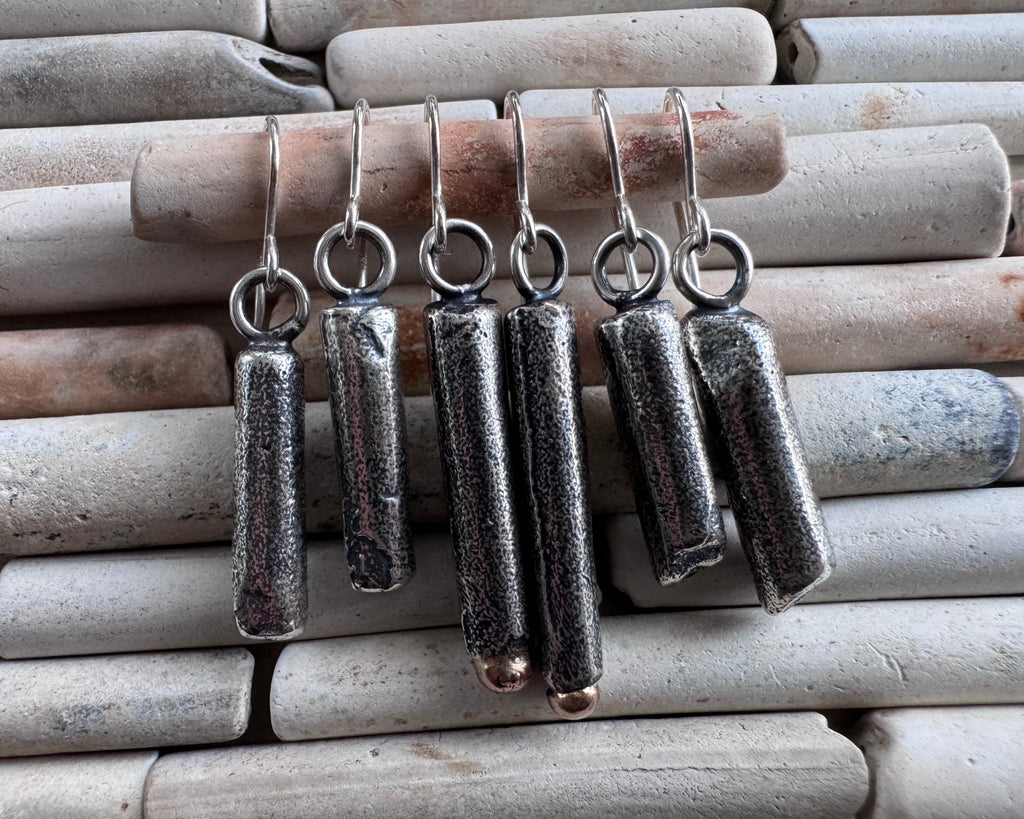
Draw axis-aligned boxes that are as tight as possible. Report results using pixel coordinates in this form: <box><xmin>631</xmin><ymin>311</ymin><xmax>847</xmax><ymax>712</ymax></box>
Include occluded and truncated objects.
<box><xmin>1000</xmin><ymin>273</ymin><xmax>1024</xmax><ymax>287</ymax></box>
<box><xmin>1017</xmin><ymin>298</ymin><xmax>1024</xmax><ymax>324</ymax></box>
<box><xmin>411</xmin><ymin>742</ymin><xmax>479</xmax><ymax>774</ymax></box>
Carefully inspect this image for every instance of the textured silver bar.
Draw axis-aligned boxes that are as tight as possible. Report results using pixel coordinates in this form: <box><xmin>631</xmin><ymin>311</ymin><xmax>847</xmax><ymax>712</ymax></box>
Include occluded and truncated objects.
<box><xmin>232</xmin><ymin>341</ymin><xmax>307</xmax><ymax>639</ymax></box>
<box><xmin>596</xmin><ymin>300</ymin><xmax>726</xmax><ymax>584</ymax></box>
<box><xmin>321</xmin><ymin>304</ymin><xmax>413</xmax><ymax>592</ymax></box>
<box><xmin>425</xmin><ymin>297</ymin><xmax>531</xmax><ymax>692</ymax></box>
<box><xmin>506</xmin><ymin>299</ymin><xmax>602</xmax><ymax>710</ymax></box>
<box><xmin>683</xmin><ymin>307</ymin><xmax>833</xmax><ymax>614</ymax></box>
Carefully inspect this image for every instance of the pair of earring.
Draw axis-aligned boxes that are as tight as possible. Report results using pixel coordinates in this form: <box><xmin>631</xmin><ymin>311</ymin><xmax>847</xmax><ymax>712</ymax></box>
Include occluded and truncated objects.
<box><xmin>421</xmin><ymin>93</ymin><xmax>602</xmax><ymax>719</ymax></box>
<box><xmin>230</xmin><ymin>110</ymin><xmax>413</xmax><ymax>644</ymax></box>
<box><xmin>591</xmin><ymin>88</ymin><xmax>834</xmax><ymax>614</ymax></box>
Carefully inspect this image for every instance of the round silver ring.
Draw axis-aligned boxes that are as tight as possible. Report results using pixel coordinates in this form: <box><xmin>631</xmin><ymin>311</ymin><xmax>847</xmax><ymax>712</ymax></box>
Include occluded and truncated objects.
<box><xmin>419</xmin><ymin>218</ymin><xmax>495</xmax><ymax>299</ymax></box>
<box><xmin>230</xmin><ymin>266</ymin><xmax>310</xmax><ymax>343</ymax></box>
<box><xmin>672</xmin><ymin>228</ymin><xmax>753</xmax><ymax>310</ymax></box>
<box><xmin>590</xmin><ymin>227</ymin><xmax>670</xmax><ymax>309</ymax></box>
<box><xmin>315</xmin><ymin>219</ymin><xmax>397</xmax><ymax>301</ymax></box>
<box><xmin>510</xmin><ymin>223</ymin><xmax>568</xmax><ymax>302</ymax></box>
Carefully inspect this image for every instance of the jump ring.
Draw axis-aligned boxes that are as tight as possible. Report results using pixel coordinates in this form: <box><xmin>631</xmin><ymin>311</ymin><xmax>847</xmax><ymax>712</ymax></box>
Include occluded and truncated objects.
<box><xmin>419</xmin><ymin>218</ymin><xmax>494</xmax><ymax>299</ymax></box>
<box><xmin>231</xmin><ymin>267</ymin><xmax>310</xmax><ymax>343</ymax></box>
<box><xmin>590</xmin><ymin>227</ymin><xmax>670</xmax><ymax>309</ymax></box>
<box><xmin>510</xmin><ymin>223</ymin><xmax>568</xmax><ymax>302</ymax></box>
<box><xmin>672</xmin><ymin>228</ymin><xmax>753</xmax><ymax>310</ymax></box>
<box><xmin>315</xmin><ymin>220</ymin><xmax>397</xmax><ymax>301</ymax></box>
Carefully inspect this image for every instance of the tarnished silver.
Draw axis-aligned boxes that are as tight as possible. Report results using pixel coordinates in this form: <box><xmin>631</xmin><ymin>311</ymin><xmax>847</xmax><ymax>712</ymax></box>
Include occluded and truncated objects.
<box><xmin>590</xmin><ymin>95</ymin><xmax>725</xmax><ymax>586</ymax></box>
<box><xmin>593</xmin><ymin>88</ymin><xmax>641</xmax><ymax>289</ymax></box>
<box><xmin>314</xmin><ymin>102</ymin><xmax>412</xmax><ymax>593</ymax></box>
<box><xmin>682</xmin><ymin>297</ymin><xmax>834</xmax><ymax>613</ymax></box>
<box><xmin>668</xmin><ymin>87</ymin><xmax>833</xmax><ymax>614</ymax></box>
<box><xmin>419</xmin><ymin>122</ymin><xmax>530</xmax><ymax>693</ymax></box>
<box><xmin>229</xmin><ymin>265</ymin><xmax>310</xmax><ymax>640</ymax></box>
<box><xmin>504</xmin><ymin>92</ymin><xmax>602</xmax><ymax>716</ymax></box>
<box><xmin>595</xmin><ymin>299</ymin><xmax>726</xmax><ymax>584</ymax></box>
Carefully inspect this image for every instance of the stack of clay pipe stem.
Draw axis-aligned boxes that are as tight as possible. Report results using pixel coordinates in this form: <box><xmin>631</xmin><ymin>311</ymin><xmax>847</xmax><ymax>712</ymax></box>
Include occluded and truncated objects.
<box><xmin>1</xmin><ymin>3</ymin><xmax>1024</xmax><ymax>818</ymax></box>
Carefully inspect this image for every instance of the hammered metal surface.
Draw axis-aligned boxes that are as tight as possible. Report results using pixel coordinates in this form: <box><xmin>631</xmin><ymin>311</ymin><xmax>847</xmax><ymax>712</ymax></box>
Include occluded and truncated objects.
<box><xmin>321</xmin><ymin>304</ymin><xmax>413</xmax><ymax>592</ymax></box>
<box><xmin>506</xmin><ymin>299</ymin><xmax>602</xmax><ymax>694</ymax></box>
<box><xmin>683</xmin><ymin>307</ymin><xmax>833</xmax><ymax>614</ymax></box>
<box><xmin>596</xmin><ymin>300</ymin><xmax>726</xmax><ymax>585</ymax></box>
<box><xmin>424</xmin><ymin>297</ymin><xmax>530</xmax><ymax>664</ymax></box>
<box><xmin>232</xmin><ymin>341</ymin><xmax>307</xmax><ymax>639</ymax></box>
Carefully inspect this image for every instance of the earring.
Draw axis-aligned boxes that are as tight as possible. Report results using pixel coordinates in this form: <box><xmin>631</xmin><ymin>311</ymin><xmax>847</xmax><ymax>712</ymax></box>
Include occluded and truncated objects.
<box><xmin>313</xmin><ymin>99</ymin><xmax>413</xmax><ymax>593</ymax></box>
<box><xmin>419</xmin><ymin>95</ymin><xmax>531</xmax><ymax>693</ymax></box>
<box><xmin>589</xmin><ymin>89</ymin><xmax>727</xmax><ymax>586</ymax></box>
<box><xmin>502</xmin><ymin>91</ymin><xmax>602</xmax><ymax>720</ymax></box>
<box><xmin>666</xmin><ymin>87</ymin><xmax>833</xmax><ymax>614</ymax></box>
<box><xmin>229</xmin><ymin>115</ymin><xmax>311</xmax><ymax>639</ymax></box>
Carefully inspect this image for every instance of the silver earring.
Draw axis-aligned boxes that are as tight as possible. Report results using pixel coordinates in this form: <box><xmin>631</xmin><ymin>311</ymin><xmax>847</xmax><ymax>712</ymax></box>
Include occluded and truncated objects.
<box><xmin>666</xmin><ymin>87</ymin><xmax>833</xmax><ymax>614</ymax></box>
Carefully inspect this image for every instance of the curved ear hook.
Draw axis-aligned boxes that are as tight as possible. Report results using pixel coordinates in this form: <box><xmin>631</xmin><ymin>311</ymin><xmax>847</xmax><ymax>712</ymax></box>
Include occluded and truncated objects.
<box><xmin>504</xmin><ymin>90</ymin><xmax>569</xmax><ymax>303</ymax></box>
<box><xmin>343</xmin><ymin>99</ymin><xmax>369</xmax><ymax>248</ymax></box>
<box><xmin>664</xmin><ymin>88</ymin><xmax>754</xmax><ymax>311</ymax></box>
<box><xmin>592</xmin><ymin>88</ymin><xmax>640</xmax><ymax>290</ymax></box>
<box><xmin>664</xmin><ymin>87</ymin><xmax>711</xmax><ymax>256</ymax></box>
<box><xmin>424</xmin><ymin>95</ymin><xmax>447</xmax><ymax>254</ymax></box>
<box><xmin>254</xmin><ymin>114</ymin><xmax>282</xmax><ymax>330</ymax></box>
<box><xmin>503</xmin><ymin>90</ymin><xmax>537</xmax><ymax>255</ymax></box>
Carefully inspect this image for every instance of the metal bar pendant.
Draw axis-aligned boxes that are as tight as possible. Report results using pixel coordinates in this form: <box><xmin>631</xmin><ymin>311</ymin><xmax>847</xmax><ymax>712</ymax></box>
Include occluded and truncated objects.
<box><xmin>320</xmin><ymin>303</ymin><xmax>413</xmax><ymax>592</ymax></box>
<box><xmin>425</xmin><ymin>294</ymin><xmax>531</xmax><ymax>693</ymax></box>
<box><xmin>596</xmin><ymin>298</ymin><xmax>727</xmax><ymax>584</ymax></box>
<box><xmin>506</xmin><ymin>297</ymin><xmax>602</xmax><ymax>719</ymax></box>
<box><xmin>683</xmin><ymin>306</ymin><xmax>833</xmax><ymax>613</ymax></box>
<box><xmin>315</xmin><ymin>215</ymin><xmax>413</xmax><ymax>594</ymax></box>
<box><xmin>231</xmin><ymin>324</ymin><xmax>308</xmax><ymax>640</ymax></box>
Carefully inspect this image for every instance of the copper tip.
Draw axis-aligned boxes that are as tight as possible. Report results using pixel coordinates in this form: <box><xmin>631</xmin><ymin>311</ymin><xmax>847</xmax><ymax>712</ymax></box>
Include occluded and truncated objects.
<box><xmin>547</xmin><ymin>685</ymin><xmax>600</xmax><ymax>720</ymax></box>
<box><xmin>472</xmin><ymin>651</ymin><xmax>532</xmax><ymax>693</ymax></box>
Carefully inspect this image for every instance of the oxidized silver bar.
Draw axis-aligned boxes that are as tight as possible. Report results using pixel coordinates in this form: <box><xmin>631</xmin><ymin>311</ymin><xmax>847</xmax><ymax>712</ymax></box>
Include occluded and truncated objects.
<box><xmin>682</xmin><ymin>307</ymin><xmax>833</xmax><ymax>614</ymax></box>
<box><xmin>425</xmin><ymin>296</ymin><xmax>531</xmax><ymax>692</ymax></box>
<box><xmin>232</xmin><ymin>339</ymin><xmax>307</xmax><ymax>639</ymax></box>
<box><xmin>596</xmin><ymin>299</ymin><xmax>726</xmax><ymax>584</ymax></box>
<box><xmin>506</xmin><ymin>298</ymin><xmax>602</xmax><ymax>714</ymax></box>
<box><xmin>321</xmin><ymin>303</ymin><xmax>413</xmax><ymax>592</ymax></box>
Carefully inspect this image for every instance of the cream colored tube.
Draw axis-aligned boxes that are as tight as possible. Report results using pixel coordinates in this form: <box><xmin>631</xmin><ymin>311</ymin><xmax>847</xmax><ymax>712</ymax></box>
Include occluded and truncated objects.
<box><xmin>778</xmin><ymin>14</ymin><xmax>1024</xmax><ymax>84</ymax></box>
<box><xmin>268</xmin><ymin>598</ymin><xmax>1024</xmax><ymax>738</ymax></box>
<box><xmin>325</xmin><ymin>10</ymin><xmax>776</xmax><ymax>107</ymax></box>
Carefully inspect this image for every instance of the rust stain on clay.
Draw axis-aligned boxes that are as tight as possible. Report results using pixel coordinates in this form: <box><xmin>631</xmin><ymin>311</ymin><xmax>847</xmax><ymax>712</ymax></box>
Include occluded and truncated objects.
<box><xmin>859</xmin><ymin>93</ymin><xmax>895</xmax><ymax>130</ymax></box>
<box><xmin>410</xmin><ymin>742</ymin><xmax>481</xmax><ymax>775</ymax></box>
